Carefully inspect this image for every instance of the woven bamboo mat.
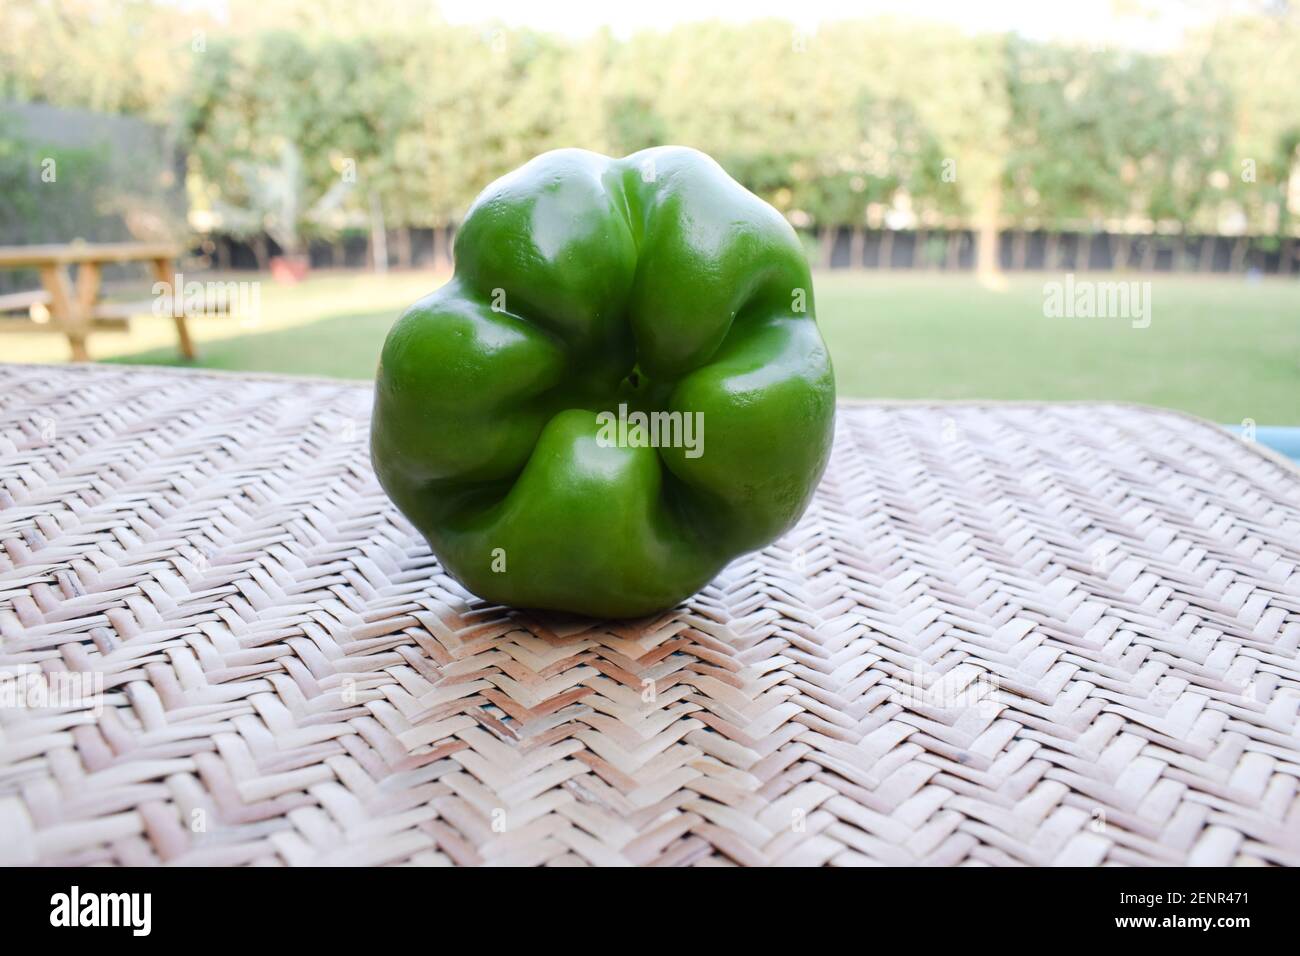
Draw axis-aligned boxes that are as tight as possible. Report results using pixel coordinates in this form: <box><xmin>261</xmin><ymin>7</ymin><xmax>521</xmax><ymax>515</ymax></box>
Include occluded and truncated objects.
<box><xmin>1</xmin><ymin>362</ymin><xmax>1298</xmax><ymax>867</ymax></box>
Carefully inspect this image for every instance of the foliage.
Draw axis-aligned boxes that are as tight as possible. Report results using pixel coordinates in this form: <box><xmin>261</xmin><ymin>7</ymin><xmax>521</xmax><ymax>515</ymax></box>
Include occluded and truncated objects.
<box><xmin>0</xmin><ymin>114</ymin><xmax>118</xmax><ymax>243</ymax></box>
<box><xmin>2</xmin><ymin>2</ymin><xmax>1299</xmax><ymax>239</ymax></box>
<box><xmin>1003</xmin><ymin>39</ymin><xmax>1233</xmax><ymax>230</ymax></box>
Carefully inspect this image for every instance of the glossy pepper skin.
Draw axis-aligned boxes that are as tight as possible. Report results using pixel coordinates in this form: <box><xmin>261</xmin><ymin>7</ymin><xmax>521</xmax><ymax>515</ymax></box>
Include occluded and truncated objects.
<box><xmin>371</xmin><ymin>146</ymin><xmax>835</xmax><ymax>617</ymax></box>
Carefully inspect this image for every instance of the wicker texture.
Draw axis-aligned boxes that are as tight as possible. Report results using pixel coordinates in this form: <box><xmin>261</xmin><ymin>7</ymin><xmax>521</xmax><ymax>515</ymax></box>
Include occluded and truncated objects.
<box><xmin>1</xmin><ymin>362</ymin><xmax>1298</xmax><ymax>866</ymax></box>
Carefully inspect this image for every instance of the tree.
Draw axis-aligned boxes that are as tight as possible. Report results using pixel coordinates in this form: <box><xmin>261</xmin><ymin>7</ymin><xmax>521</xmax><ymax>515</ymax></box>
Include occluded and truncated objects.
<box><xmin>1202</xmin><ymin>13</ymin><xmax>1300</xmax><ymax>242</ymax></box>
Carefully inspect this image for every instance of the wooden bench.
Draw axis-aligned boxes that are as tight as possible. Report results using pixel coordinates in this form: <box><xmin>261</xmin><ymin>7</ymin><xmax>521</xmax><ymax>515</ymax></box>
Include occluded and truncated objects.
<box><xmin>0</xmin><ymin>288</ymin><xmax>135</xmax><ymax>331</ymax></box>
<box><xmin>0</xmin><ymin>289</ymin><xmax>53</xmax><ymax>313</ymax></box>
<box><xmin>0</xmin><ymin>242</ymin><xmax>197</xmax><ymax>361</ymax></box>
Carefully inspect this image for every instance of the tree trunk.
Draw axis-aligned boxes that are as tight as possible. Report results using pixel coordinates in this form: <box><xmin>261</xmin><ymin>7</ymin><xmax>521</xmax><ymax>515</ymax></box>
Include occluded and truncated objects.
<box><xmin>1197</xmin><ymin>234</ymin><xmax>1214</xmax><ymax>274</ymax></box>
<box><xmin>369</xmin><ymin>192</ymin><xmax>389</xmax><ymax>274</ymax></box>
<box><xmin>1113</xmin><ymin>234</ymin><xmax>1131</xmax><ymax>272</ymax></box>
<box><xmin>975</xmin><ymin>187</ymin><xmax>1002</xmax><ymax>282</ymax></box>
<box><xmin>1229</xmin><ymin>236</ymin><xmax>1248</xmax><ymax>273</ymax></box>
<box><xmin>397</xmin><ymin>226</ymin><xmax>413</xmax><ymax>270</ymax></box>
<box><xmin>879</xmin><ymin>228</ymin><xmax>894</xmax><ymax>269</ymax></box>
<box><xmin>436</xmin><ymin>225</ymin><xmax>456</xmax><ymax>269</ymax></box>
<box><xmin>819</xmin><ymin>226</ymin><xmax>836</xmax><ymax>270</ymax></box>
<box><xmin>1140</xmin><ymin>235</ymin><xmax>1156</xmax><ymax>272</ymax></box>
<box><xmin>945</xmin><ymin>230</ymin><xmax>960</xmax><ymax>271</ymax></box>
<box><xmin>251</xmin><ymin>235</ymin><xmax>270</xmax><ymax>272</ymax></box>
<box><xmin>1012</xmin><ymin>231</ymin><xmax>1027</xmax><ymax>271</ymax></box>
<box><xmin>1045</xmin><ymin>232</ymin><xmax>1059</xmax><ymax>271</ymax></box>
<box><xmin>848</xmin><ymin>227</ymin><xmax>865</xmax><ymax>270</ymax></box>
<box><xmin>976</xmin><ymin>221</ymin><xmax>1000</xmax><ymax>276</ymax></box>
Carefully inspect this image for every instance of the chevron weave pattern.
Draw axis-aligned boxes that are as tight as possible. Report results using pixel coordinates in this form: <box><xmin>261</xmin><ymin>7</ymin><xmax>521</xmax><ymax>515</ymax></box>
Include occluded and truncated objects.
<box><xmin>1</xmin><ymin>363</ymin><xmax>1298</xmax><ymax>866</ymax></box>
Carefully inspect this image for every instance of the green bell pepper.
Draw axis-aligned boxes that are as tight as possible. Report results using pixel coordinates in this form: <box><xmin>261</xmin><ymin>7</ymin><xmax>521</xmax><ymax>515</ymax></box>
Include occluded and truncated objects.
<box><xmin>371</xmin><ymin>146</ymin><xmax>835</xmax><ymax>617</ymax></box>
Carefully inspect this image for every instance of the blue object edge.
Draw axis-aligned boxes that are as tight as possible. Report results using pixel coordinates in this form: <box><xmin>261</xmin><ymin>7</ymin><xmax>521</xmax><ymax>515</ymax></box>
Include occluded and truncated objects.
<box><xmin>1222</xmin><ymin>425</ymin><xmax>1300</xmax><ymax>463</ymax></box>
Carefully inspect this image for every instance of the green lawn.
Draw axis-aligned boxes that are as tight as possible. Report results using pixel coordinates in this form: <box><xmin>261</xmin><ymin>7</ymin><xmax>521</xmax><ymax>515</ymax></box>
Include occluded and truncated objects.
<box><xmin>5</xmin><ymin>269</ymin><xmax>1296</xmax><ymax>423</ymax></box>
<box><xmin>815</xmin><ymin>272</ymin><xmax>1299</xmax><ymax>424</ymax></box>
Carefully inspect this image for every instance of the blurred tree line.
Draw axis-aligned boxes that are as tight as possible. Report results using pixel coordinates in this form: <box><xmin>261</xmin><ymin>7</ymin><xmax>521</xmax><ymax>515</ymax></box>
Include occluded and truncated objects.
<box><xmin>2</xmin><ymin>0</ymin><xmax>1299</xmax><ymax>274</ymax></box>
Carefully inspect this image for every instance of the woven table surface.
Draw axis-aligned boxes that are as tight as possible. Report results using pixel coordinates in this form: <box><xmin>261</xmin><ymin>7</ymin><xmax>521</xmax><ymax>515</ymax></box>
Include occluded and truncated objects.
<box><xmin>2</xmin><ymin>362</ymin><xmax>1298</xmax><ymax>867</ymax></box>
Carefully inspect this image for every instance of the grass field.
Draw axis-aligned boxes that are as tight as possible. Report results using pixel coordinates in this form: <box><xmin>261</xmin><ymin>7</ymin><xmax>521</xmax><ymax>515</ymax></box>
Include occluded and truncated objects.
<box><xmin>4</xmin><ymin>269</ymin><xmax>1297</xmax><ymax>423</ymax></box>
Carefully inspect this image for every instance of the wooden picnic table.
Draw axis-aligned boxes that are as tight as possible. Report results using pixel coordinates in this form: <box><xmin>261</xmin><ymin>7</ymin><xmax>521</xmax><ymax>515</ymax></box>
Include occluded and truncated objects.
<box><xmin>0</xmin><ymin>241</ymin><xmax>196</xmax><ymax>362</ymax></box>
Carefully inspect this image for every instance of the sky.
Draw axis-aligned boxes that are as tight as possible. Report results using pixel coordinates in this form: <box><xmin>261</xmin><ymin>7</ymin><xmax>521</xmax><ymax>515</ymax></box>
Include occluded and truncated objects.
<box><xmin>435</xmin><ymin>0</ymin><xmax>1227</xmax><ymax>48</ymax></box>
